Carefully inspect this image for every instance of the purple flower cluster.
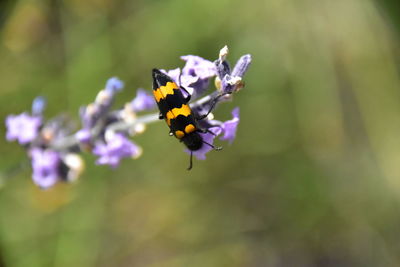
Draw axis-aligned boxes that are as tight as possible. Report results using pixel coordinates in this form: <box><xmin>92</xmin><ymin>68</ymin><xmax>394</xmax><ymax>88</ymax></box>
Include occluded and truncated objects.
<box><xmin>76</xmin><ymin>77</ymin><xmax>125</xmax><ymax>144</ymax></box>
<box><xmin>5</xmin><ymin>46</ymin><xmax>251</xmax><ymax>189</ymax></box>
<box><xmin>29</xmin><ymin>148</ymin><xmax>85</xmax><ymax>188</ymax></box>
<box><xmin>93</xmin><ymin>133</ymin><xmax>141</xmax><ymax>168</ymax></box>
<box><xmin>161</xmin><ymin>46</ymin><xmax>251</xmax><ymax>160</ymax></box>
<box><xmin>130</xmin><ymin>89</ymin><xmax>156</xmax><ymax>112</ymax></box>
<box><xmin>161</xmin><ymin>55</ymin><xmax>217</xmax><ymax>98</ymax></box>
<box><xmin>6</xmin><ymin>113</ymin><xmax>42</xmax><ymax>145</ymax></box>
<box><xmin>75</xmin><ymin>77</ymin><xmax>154</xmax><ymax>168</ymax></box>
<box><xmin>5</xmin><ymin>78</ymin><xmax>154</xmax><ymax>188</ymax></box>
<box><xmin>30</xmin><ymin>148</ymin><xmax>61</xmax><ymax>188</ymax></box>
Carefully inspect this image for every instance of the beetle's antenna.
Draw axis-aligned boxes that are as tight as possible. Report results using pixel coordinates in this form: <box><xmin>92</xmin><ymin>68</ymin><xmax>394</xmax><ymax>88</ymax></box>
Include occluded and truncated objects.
<box><xmin>187</xmin><ymin>151</ymin><xmax>193</xmax><ymax>171</ymax></box>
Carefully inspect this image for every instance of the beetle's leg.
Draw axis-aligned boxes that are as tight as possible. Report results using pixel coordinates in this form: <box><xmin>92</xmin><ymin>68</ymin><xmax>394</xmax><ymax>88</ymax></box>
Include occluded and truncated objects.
<box><xmin>197</xmin><ymin>129</ymin><xmax>223</xmax><ymax>150</ymax></box>
<box><xmin>180</xmin><ymin>86</ymin><xmax>191</xmax><ymax>103</ymax></box>
<box><xmin>202</xmin><ymin>140</ymin><xmax>222</xmax><ymax>151</ymax></box>
<box><xmin>187</xmin><ymin>151</ymin><xmax>193</xmax><ymax>170</ymax></box>
<box><xmin>197</xmin><ymin>93</ymin><xmax>227</xmax><ymax>120</ymax></box>
<box><xmin>197</xmin><ymin>127</ymin><xmax>221</xmax><ymax>136</ymax></box>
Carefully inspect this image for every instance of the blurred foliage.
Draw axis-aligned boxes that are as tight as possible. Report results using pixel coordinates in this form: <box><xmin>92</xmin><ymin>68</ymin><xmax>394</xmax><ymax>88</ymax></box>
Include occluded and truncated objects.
<box><xmin>1</xmin><ymin>0</ymin><xmax>400</xmax><ymax>266</ymax></box>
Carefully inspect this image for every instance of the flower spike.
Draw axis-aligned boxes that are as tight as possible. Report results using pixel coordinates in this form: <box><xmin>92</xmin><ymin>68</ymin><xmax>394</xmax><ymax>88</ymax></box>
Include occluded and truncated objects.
<box><xmin>4</xmin><ymin>46</ymin><xmax>251</xmax><ymax>187</ymax></box>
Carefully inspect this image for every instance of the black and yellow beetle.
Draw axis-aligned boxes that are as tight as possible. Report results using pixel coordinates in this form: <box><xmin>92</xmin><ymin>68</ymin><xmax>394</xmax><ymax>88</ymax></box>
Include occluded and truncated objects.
<box><xmin>152</xmin><ymin>69</ymin><xmax>220</xmax><ymax>170</ymax></box>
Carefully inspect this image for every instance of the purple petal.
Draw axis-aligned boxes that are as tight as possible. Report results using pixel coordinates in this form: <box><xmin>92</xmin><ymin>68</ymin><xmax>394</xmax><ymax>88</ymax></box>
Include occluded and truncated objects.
<box><xmin>220</xmin><ymin>107</ymin><xmax>240</xmax><ymax>144</ymax></box>
<box><xmin>131</xmin><ymin>89</ymin><xmax>156</xmax><ymax>112</ymax></box>
<box><xmin>161</xmin><ymin>68</ymin><xmax>181</xmax><ymax>84</ymax></box>
<box><xmin>5</xmin><ymin>113</ymin><xmax>41</xmax><ymax>144</ymax></box>
<box><xmin>105</xmin><ymin>77</ymin><xmax>124</xmax><ymax>93</ymax></box>
<box><xmin>93</xmin><ymin>134</ymin><xmax>140</xmax><ymax>167</ymax></box>
<box><xmin>30</xmin><ymin>148</ymin><xmax>60</xmax><ymax>189</ymax></box>
<box><xmin>231</xmin><ymin>54</ymin><xmax>252</xmax><ymax>78</ymax></box>
<box><xmin>188</xmin><ymin>78</ymin><xmax>210</xmax><ymax>97</ymax></box>
<box><xmin>92</xmin><ymin>143</ymin><xmax>107</xmax><ymax>155</ymax></box>
<box><xmin>32</xmin><ymin>170</ymin><xmax>59</xmax><ymax>189</ymax></box>
<box><xmin>80</xmin><ymin>77</ymin><xmax>124</xmax><ymax>129</ymax></box>
<box><xmin>181</xmin><ymin>55</ymin><xmax>217</xmax><ymax>79</ymax></box>
<box><xmin>218</xmin><ymin>54</ymin><xmax>251</xmax><ymax>94</ymax></box>
<box><xmin>180</xmin><ymin>75</ymin><xmax>199</xmax><ymax>97</ymax></box>
<box><xmin>75</xmin><ymin>128</ymin><xmax>92</xmax><ymax>144</ymax></box>
<box><xmin>5</xmin><ymin>115</ymin><xmax>17</xmax><ymax>141</ymax></box>
<box><xmin>180</xmin><ymin>55</ymin><xmax>218</xmax><ymax>97</ymax></box>
<box><xmin>180</xmin><ymin>74</ymin><xmax>198</xmax><ymax>87</ymax></box>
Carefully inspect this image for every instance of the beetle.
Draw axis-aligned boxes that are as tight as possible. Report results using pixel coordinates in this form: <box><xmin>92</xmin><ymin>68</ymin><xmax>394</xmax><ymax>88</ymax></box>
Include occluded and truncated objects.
<box><xmin>152</xmin><ymin>68</ymin><xmax>220</xmax><ymax>170</ymax></box>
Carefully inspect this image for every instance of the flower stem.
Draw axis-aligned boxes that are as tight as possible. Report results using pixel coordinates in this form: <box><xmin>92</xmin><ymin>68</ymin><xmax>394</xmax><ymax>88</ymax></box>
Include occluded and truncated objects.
<box><xmin>50</xmin><ymin>91</ymin><xmax>228</xmax><ymax>151</ymax></box>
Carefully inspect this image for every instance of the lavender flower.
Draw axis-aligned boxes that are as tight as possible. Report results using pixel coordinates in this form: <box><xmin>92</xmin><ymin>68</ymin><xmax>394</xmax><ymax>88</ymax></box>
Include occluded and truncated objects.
<box><xmin>93</xmin><ymin>133</ymin><xmax>141</xmax><ymax>168</ymax></box>
<box><xmin>232</xmin><ymin>54</ymin><xmax>252</xmax><ymax>78</ymax></box>
<box><xmin>161</xmin><ymin>56</ymin><xmax>217</xmax><ymax>98</ymax></box>
<box><xmin>76</xmin><ymin>77</ymin><xmax>125</xmax><ymax>147</ymax></box>
<box><xmin>5</xmin><ymin>113</ymin><xmax>42</xmax><ymax>144</ymax></box>
<box><xmin>181</xmin><ymin>55</ymin><xmax>217</xmax><ymax>97</ymax></box>
<box><xmin>162</xmin><ymin>68</ymin><xmax>181</xmax><ymax>84</ymax></box>
<box><xmin>80</xmin><ymin>77</ymin><xmax>124</xmax><ymax>130</ymax></box>
<box><xmin>4</xmin><ymin>46</ymin><xmax>251</xmax><ymax>187</ymax></box>
<box><xmin>31</xmin><ymin>96</ymin><xmax>46</xmax><ymax>116</ymax></box>
<box><xmin>220</xmin><ymin>107</ymin><xmax>240</xmax><ymax>144</ymax></box>
<box><xmin>30</xmin><ymin>148</ymin><xmax>60</xmax><ymax>189</ymax></box>
<box><xmin>131</xmin><ymin>89</ymin><xmax>156</xmax><ymax>112</ymax></box>
<box><xmin>105</xmin><ymin>77</ymin><xmax>124</xmax><ymax>93</ymax></box>
<box><xmin>215</xmin><ymin>48</ymin><xmax>252</xmax><ymax>94</ymax></box>
<box><xmin>75</xmin><ymin>128</ymin><xmax>92</xmax><ymax>144</ymax></box>
<box><xmin>181</xmin><ymin>55</ymin><xmax>217</xmax><ymax>80</ymax></box>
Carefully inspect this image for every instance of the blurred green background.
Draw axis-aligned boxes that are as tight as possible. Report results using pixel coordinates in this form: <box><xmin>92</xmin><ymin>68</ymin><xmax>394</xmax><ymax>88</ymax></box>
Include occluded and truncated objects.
<box><xmin>1</xmin><ymin>0</ymin><xmax>400</xmax><ymax>266</ymax></box>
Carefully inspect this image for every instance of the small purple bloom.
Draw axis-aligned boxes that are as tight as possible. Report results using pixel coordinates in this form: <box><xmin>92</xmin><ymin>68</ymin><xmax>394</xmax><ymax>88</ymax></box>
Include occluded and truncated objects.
<box><xmin>32</xmin><ymin>96</ymin><xmax>46</xmax><ymax>115</ymax></box>
<box><xmin>105</xmin><ymin>77</ymin><xmax>124</xmax><ymax>93</ymax></box>
<box><xmin>131</xmin><ymin>89</ymin><xmax>156</xmax><ymax>112</ymax></box>
<box><xmin>185</xmin><ymin>127</ymin><xmax>222</xmax><ymax>160</ymax></box>
<box><xmin>93</xmin><ymin>134</ymin><xmax>141</xmax><ymax>168</ymax></box>
<box><xmin>5</xmin><ymin>113</ymin><xmax>42</xmax><ymax>144</ymax></box>
<box><xmin>162</xmin><ymin>55</ymin><xmax>218</xmax><ymax>98</ymax></box>
<box><xmin>79</xmin><ymin>77</ymin><xmax>125</xmax><ymax>131</ymax></box>
<box><xmin>221</xmin><ymin>74</ymin><xmax>247</xmax><ymax>94</ymax></box>
<box><xmin>189</xmin><ymin>78</ymin><xmax>211</xmax><ymax>97</ymax></box>
<box><xmin>220</xmin><ymin>107</ymin><xmax>240</xmax><ymax>144</ymax></box>
<box><xmin>216</xmin><ymin>53</ymin><xmax>252</xmax><ymax>94</ymax></box>
<box><xmin>79</xmin><ymin>104</ymin><xmax>100</xmax><ymax>129</ymax></box>
<box><xmin>231</xmin><ymin>54</ymin><xmax>252</xmax><ymax>78</ymax></box>
<box><xmin>181</xmin><ymin>55</ymin><xmax>217</xmax><ymax>79</ymax></box>
<box><xmin>181</xmin><ymin>55</ymin><xmax>218</xmax><ymax>96</ymax></box>
<box><xmin>30</xmin><ymin>148</ymin><xmax>60</xmax><ymax>189</ymax></box>
<box><xmin>75</xmin><ymin>128</ymin><xmax>92</xmax><ymax>144</ymax></box>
